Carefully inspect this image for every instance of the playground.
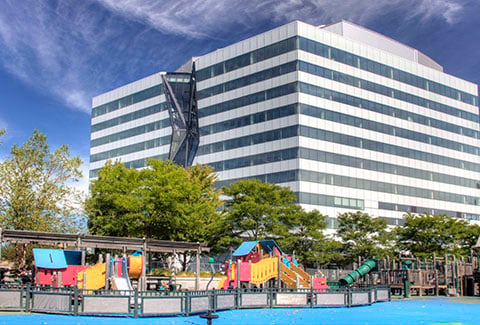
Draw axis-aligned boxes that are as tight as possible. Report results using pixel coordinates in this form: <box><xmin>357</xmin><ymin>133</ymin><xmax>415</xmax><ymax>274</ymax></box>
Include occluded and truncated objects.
<box><xmin>1</xmin><ymin>228</ymin><xmax>480</xmax><ymax>323</ymax></box>
<box><xmin>0</xmin><ymin>297</ymin><xmax>478</xmax><ymax>324</ymax></box>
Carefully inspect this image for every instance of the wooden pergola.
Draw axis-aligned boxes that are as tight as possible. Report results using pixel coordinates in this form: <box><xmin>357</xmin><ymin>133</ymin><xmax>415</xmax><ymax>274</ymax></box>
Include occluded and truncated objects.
<box><xmin>0</xmin><ymin>228</ymin><xmax>210</xmax><ymax>290</ymax></box>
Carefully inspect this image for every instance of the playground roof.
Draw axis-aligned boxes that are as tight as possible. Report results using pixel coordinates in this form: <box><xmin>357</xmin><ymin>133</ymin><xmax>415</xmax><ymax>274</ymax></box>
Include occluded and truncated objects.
<box><xmin>233</xmin><ymin>240</ymin><xmax>283</xmax><ymax>257</ymax></box>
<box><xmin>0</xmin><ymin>229</ymin><xmax>209</xmax><ymax>253</ymax></box>
<box><xmin>33</xmin><ymin>249</ymin><xmax>67</xmax><ymax>269</ymax></box>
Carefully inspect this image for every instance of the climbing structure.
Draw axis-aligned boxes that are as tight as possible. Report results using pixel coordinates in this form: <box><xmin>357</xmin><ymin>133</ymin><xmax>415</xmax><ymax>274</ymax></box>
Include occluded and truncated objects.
<box><xmin>218</xmin><ymin>240</ymin><xmax>325</xmax><ymax>290</ymax></box>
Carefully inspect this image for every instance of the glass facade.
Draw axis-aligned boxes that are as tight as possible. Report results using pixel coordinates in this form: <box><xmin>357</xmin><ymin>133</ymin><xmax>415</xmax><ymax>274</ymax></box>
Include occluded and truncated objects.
<box><xmin>90</xmin><ymin>21</ymin><xmax>480</xmax><ymax>226</ymax></box>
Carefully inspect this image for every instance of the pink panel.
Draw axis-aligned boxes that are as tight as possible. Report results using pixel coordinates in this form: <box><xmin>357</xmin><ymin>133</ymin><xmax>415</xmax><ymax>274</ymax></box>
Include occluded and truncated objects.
<box><xmin>61</xmin><ymin>265</ymin><xmax>88</xmax><ymax>286</ymax></box>
<box><xmin>312</xmin><ymin>277</ymin><xmax>327</xmax><ymax>292</ymax></box>
<box><xmin>36</xmin><ymin>268</ymin><xmax>54</xmax><ymax>285</ymax></box>
<box><xmin>239</xmin><ymin>262</ymin><xmax>251</xmax><ymax>282</ymax></box>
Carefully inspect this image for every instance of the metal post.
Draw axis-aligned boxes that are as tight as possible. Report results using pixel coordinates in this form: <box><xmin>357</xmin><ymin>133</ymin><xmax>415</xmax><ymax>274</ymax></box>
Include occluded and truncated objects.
<box><xmin>195</xmin><ymin>243</ymin><xmax>201</xmax><ymax>291</ymax></box>
<box><xmin>105</xmin><ymin>254</ymin><xmax>111</xmax><ymax>290</ymax></box>
<box><xmin>310</xmin><ymin>284</ymin><xmax>314</xmax><ymax>308</ymax></box>
<box><xmin>0</xmin><ymin>228</ymin><xmax>3</xmax><ymax>263</ymax></box>
<box><xmin>25</xmin><ymin>282</ymin><xmax>31</xmax><ymax>312</ymax></box>
<box><xmin>73</xmin><ymin>286</ymin><xmax>79</xmax><ymax>316</ymax></box>
<box><xmin>134</xmin><ymin>288</ymin><xmax>139</xmax><ymax>318</ymax></box>
<box><xmin>141</xmin><ymin>239</ymin><xmax>147</xmax><ymax>291</ymax></box>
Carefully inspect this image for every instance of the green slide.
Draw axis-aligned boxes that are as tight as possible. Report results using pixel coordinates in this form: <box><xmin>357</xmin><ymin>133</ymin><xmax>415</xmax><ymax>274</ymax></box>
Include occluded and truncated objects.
<box><xmin>339</xmin><ymin>259</ymin><xmax>377</xmax><ymax>286</ymax></box>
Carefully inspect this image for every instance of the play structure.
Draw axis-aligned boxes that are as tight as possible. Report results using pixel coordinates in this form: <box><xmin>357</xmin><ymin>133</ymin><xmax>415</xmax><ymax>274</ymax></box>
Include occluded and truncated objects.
<box><xmin>33</xmin><ymin>248</ymin><xmax>143</xmax><ymax>290</ymax></box>
<box><xmin>33</xmin><ymin>249</ymin><xmax>88</xmax><ymax>286</ymax></box>
<box><xmin>218</xmin><ymin>240</ymin><xmax>328</xmax><ymax>290</ymax></box>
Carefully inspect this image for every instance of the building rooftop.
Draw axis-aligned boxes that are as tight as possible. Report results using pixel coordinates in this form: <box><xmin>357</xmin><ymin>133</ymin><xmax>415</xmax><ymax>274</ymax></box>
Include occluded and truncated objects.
<box><xmin>321</xmin><ymin>20</ymin><xmax>443</xmax><ymax>71</ymax></box>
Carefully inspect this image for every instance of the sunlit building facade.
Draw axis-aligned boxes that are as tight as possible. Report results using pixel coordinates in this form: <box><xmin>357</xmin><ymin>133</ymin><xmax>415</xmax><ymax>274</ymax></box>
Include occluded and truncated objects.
<box><xmin>90</xmin><ymin>21</ymin><xmax>480</xmax><ymax>227</ymax></box>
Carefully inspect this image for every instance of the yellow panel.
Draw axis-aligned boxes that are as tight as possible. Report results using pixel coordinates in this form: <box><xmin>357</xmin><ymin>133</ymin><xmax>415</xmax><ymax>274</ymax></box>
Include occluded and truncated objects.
<box><xmin>77</xmin><ymin>263</ymin><xmax>106</xmax><ymax>290</ymax></box>
<box><xmin>128</xmin><ymin>255</ymin><xmax>143</xmax><ymax>279</ymax></box>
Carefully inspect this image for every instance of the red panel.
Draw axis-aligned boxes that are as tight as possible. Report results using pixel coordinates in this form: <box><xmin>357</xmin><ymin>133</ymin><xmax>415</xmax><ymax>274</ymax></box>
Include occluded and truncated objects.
<box><xmin>60</xmin><ymin>265</ymin><xmax>88</xmax><ymax>286</ymax></box>
<box><xmin>36</xmin><ymin>268</ymin><xmax>54</xmax><ymax>285</ymax></box>
<box><xmin>312</xmin><ymin>277</ymin><xmax>327</xmax><ymax>292</ymax></box>
<box><xmin>239</xmin><ymin>262</ymin><xmax>251</xmax><ymax>282</ymax></box>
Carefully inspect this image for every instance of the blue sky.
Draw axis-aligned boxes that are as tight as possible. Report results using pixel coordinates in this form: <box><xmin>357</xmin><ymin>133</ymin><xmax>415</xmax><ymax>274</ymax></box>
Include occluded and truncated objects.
<box><xmin>0</xmin><ymin>0</ymin><xmax>479</xmax><ymax>193</ymax></box>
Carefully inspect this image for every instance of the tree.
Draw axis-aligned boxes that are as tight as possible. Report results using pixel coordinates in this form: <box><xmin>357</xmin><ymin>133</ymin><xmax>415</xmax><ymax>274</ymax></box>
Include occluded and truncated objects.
<box><xmin>278</xmin><ymin>209</ymin><xmax>343</xmax><ymax>267</ymax></box>
<box><xmin>86</xmin><ymin>160</ymin><xmax>222</xmax><ymax>243</ymax></box>
<box><xmin>337</xmin><ymin>211</ymin><xmax>392</xmax><ymax>264</ymax></box>
<box><xmin>0</xmin><ymin>130</ymin><xmax>84</xmax><ymax>268</ymax></box>
<box><xmin>396</xmin><ymin>213</ymin><xmax>479</xmax><ymax>257</ymax></box>
<box><xmin>217</xmin><ymin>179</ymin><xmax>301</xmax><ymax>250</ymax></box>
<box><xmin>0</xmin><ymin>130</ymin><xmax>83</xmax><ymax>233</ymax></box>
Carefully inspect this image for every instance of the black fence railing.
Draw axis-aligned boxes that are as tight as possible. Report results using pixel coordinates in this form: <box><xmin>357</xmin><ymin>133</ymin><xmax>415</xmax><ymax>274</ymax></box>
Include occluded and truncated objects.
<box><xmin>0</xmin><ymin>284</ymin><xmax>390</xmax><ymax>318</ymax></box>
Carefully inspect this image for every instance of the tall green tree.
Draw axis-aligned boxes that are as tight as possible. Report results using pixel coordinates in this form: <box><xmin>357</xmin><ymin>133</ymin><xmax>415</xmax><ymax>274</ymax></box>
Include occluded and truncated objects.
<box><xmin>396</xmin><ymin>213</ymin><xmax>479</xmax><ymax>257</ymax></box>
<box><xmin>86</xmin><ymin>160</ymin><xmax>222</xmax><ymax>243</ymax></box>
<box><xmin>217</xmin><ymin>179</ymin><xmax>301</xmax><ymax>250</ymax></box>
<box><xmin>0</xmin><ymin>129</ymin><xmax>84</xmax><ymax>233</ymax></box>
<box><xmin>0</xmin><ymin>130</ymin><xmax>84</xmax><ymax>268</ymax></box>
<box><xmin>337</xmin><ymin>211</ymin><xmax>392</xmax><ymax>264</ymax></box>
<box><xmin>279</xmin><ymin>209</ymin><xmax>343</xmax><ymax>267</ymax></box>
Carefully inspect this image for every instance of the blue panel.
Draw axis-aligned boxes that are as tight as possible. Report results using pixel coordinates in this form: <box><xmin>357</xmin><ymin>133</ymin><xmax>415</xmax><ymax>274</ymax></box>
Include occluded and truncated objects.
<box><xmin>64</xmin><ymin>250</ymin><xmax>83</xmax><ymax>265</ymax></box>
<box><xmin>33</xmin><ymin>249</ymin><xmax>67</xmax><ymax>269</ymax></box>
<box><xmin>258</xmin><ymin>240</ymin><xmax>284</xmax><ymax>255</ymax></box>
<box><xmin>232</xmin><ymin>241</ymin><xmax>258</xmax><ymax>257</ymax></box>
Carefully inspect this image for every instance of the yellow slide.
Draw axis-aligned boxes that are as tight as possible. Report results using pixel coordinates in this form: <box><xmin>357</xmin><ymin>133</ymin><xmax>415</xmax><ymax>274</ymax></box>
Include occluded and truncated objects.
<box><xmin>77</xmin><ymin>263</ymin><xmax>107</xmax><ymax>290</ymax></box>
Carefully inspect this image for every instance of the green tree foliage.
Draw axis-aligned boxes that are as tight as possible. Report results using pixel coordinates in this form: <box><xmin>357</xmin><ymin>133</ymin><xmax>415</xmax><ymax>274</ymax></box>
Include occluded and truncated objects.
<box><xmin>216</xmin><ymin>179</ymin><xmax>342</xmax><ymax>266</ymax></box>
<box><xmin>85</xmin><ymin>160</ymin><xmax>222</xmax><ymax>243</ymax></box>
<box><xmin>396</xmin><ymin>213</ymin><xmax>480</xmax><ymax>257</ymax></box>
<box><xmin>0</xmin><ymin>130</ymin><xmax>84</xmax><ymax>233</ymax></box>
<box><xmin>337</xmin><ymin>211</ymin><xmax>392</xmax><ymax>263</ymax></box>
<box><xmin>279</xmin><ymin>209</ymin><xmax>343</xmax><ymax>266</ymax></box>
<box><xmin>218</xmin><ymin>179</ymin><xmax>301</xmax><ymax>249</ymax></box>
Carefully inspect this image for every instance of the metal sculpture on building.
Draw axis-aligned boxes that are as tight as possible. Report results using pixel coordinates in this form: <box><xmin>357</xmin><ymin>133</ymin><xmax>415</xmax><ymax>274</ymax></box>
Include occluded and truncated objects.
<box><xmin>161</xmin><ymin>64</ymin><xmax>200</xmax><ymax>167</ymax></box>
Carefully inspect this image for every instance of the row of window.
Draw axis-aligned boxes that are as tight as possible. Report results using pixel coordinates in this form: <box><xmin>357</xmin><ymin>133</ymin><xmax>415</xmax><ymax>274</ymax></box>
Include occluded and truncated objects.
<box><xmin>207</xmin><ymin>145</ymin><xmax>480</xmax><ymax>190</ymax></box>
<box><xmin>197</xmin><ymin>122</ymin><xmax>480</xmax><ymax>173</ymax></box>
<box><xmin>196</xmin><ymin>36</ymin><xmax>477</xmax><ymax>107</ymax></box>
<box><xmin>298</xmin><ymin>169</ymin><xmax>479</xmax><ymax>206</ymax></box>
<box><xmin>200</xmin><ymin>104</ymin><xmax>297</xmax><ymax>136</ymax></box>
<box><xmin>91</xmin><ymin>102</ymin><xmax>168</xmax><ymax>133</ymax></box>
<box><xmin>199</xmin><ymin>81</ymin><xmax>479</xmax><ymax>140</ymax></box>
<box><xmin>299</xmin><ymin>61</ymin><xmax>478</xmax><ymax>124</ymax></box>
<box><xmin>198</xmin><ymin>58</ymin><xmax>477</xmax><ymax>126</ymax></box>
<box><xmin>197</xmin><ymin>37</ymin><xmax>297</xmax><ymax>81</ymax></box>
<box><xmin>200</xmin><ymin>98</ymin><xmax>477</xmax><ymax>161</ymax></box>
<box><xmin>92</xmin><ymin>85</ymin><xmax>164</xmax><ymax>118</ymax></box>
<box><xmin>299</xmin><ymin>125</ymin><xmax>480</xmax><ymax>173</ymax></box>
<box><xmin>90</xmin><ymin>135</ymin><xmax>170</xmax><ymax>163</ymax></box>
<box><xmin>299</xmin><ymin>82</ymin><xmax>479</xmax><ymax>139</ymax></box>
<box><xmin>197</xmin><ymin>61</ymin><xmax>297</xmax><ymax>100</ymax></box>
<box><xmin>90</xmin><ymin>118</ymin><xmax>171</xmax><ymax>148</ymax></box>
<box><xmin>299</xmin><ymin>103</ymin><xmax>478</xmax><ymax>155</ymax></box>
<box><xmin>378</xmin><ymin>202</ymin><xmax>480</xmax><ymax>221</ymax></box>
<box><xmin>199</xmin><ymin>82</ymin><xmax>297</xmax><ymax>118</ymax></box>
<box><xmin>298</xmin><ymin>37</ymin><xmax>477</xmax><ymax>107</ymax></box>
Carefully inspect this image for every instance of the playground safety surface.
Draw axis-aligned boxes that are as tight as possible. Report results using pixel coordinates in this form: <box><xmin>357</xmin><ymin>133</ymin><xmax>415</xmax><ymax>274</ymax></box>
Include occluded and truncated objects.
<box><xmin>0</xmin><ymin>297</ymin><xmax>479</xmax><ymax>324</ymax></box>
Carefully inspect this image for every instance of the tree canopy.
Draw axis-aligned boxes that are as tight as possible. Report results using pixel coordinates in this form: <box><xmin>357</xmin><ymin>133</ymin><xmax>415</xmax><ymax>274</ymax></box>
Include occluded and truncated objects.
<box><xmin>395</xmin><ymin>213</ymin><xmax>480</xmax><ymax>257</ymax></box>
<box><xmin>217</xmin><ymin>179</ymin><xmax>300</xmax><ymax>249</ymax></box>
<box><xmin>85</xmin><ymin>160</ymin><xmax>222</xmax><ymax>243</ymax></box>
<box><xmin>0</xmin><ymin>129</ymin><xmax>84</xmax><ymax>233</ymax></box>
<box><xmin>337</xmin><ymin>211</ymin><xmax>392</xmax><ymax>263</ymax></box>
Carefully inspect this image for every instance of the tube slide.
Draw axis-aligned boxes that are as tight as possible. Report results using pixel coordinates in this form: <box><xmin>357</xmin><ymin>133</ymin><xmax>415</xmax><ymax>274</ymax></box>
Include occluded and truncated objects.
<box><xmin>339</xmin><ymin>259</ymin><xmax>377</xmax><ymax>286</ymax></box>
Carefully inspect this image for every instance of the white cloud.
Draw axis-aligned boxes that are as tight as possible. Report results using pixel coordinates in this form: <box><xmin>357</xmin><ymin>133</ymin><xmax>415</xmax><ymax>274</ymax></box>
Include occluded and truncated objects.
<box><xmin>95</xmin><ymin>0</ymin><xmax>466</xmax><ymax>39</ymax></box>
<box><xmin>0</xmin><ymin>0</ymin><xmax>466</xmax><ymax>115</ymax></box>
<box><xmin>0</xmin><ymin>1</ymin><xmax>135</xmax><ymax>113</ymax></box>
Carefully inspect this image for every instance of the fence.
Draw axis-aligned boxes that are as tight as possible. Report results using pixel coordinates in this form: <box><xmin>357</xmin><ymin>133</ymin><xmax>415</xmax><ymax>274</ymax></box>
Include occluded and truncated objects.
<box><xmin>0</xmin><ymin>284</ymin><xmax>390</xmax><ymax>318</ymax></box>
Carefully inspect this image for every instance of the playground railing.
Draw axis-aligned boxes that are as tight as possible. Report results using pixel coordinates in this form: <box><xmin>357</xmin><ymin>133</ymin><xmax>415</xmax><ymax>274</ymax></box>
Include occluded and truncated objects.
<box><xmin>0</xmin><ymin>283</ymin><xmax>26</xmax><ymax>311</ymax></box>
<box><xmin>0</xmin><ymin>284</ymin><xmax>391</xmax><ymax>317</ymax></box>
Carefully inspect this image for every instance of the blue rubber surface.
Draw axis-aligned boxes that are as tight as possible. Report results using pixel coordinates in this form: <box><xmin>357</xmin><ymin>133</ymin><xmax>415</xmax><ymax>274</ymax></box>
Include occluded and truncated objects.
<box><xmin>1</xmin><ymin>298</ymin><xmax>479</xmax><ymax>324</ymax></box>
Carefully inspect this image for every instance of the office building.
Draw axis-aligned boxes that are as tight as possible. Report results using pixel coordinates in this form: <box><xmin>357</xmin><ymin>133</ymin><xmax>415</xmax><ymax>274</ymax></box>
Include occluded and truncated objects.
<box><xmin>90</xmin><ymin>20</ymin><xmax>480</xmax><ymax>227</ymax></box>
